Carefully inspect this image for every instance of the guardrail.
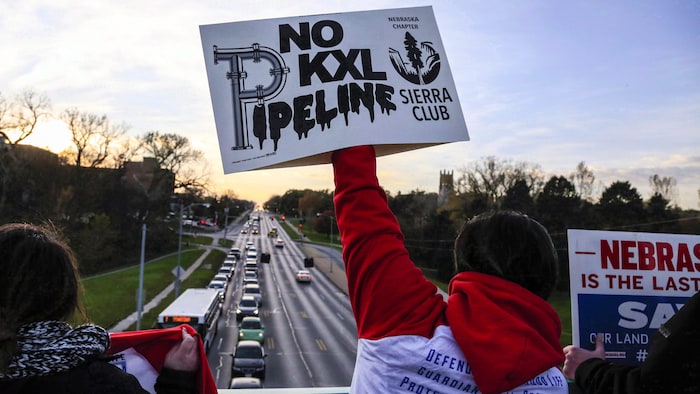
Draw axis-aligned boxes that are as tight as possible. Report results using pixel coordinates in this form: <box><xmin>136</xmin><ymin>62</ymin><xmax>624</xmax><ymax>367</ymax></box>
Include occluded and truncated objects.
<box><xmin>217</xmin><ymin>388</ymin><xmax>350</xmax><ymax>393</ymax></box>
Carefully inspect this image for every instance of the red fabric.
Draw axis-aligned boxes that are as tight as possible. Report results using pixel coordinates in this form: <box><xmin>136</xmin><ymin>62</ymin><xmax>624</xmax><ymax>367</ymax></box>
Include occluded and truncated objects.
<box><xmin>332</xmin><ymin>145</ymin><xmax>446</xmax><ymax>340</ymax></box>
<box><xmin>108</xmin><ymin>325</ymin><xmax>218</xmax><ymax>394</ymax></box>
<box><xmin>446</xmin><ymin>272</ymin><xmax>565</xmax><ymax>394</ymax></box>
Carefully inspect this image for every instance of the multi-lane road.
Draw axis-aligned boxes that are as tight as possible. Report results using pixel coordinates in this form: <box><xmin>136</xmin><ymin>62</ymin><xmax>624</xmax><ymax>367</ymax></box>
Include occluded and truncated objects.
<box><xmin>207</xmin><ymin>214</ymin><xmax>357</xmax><ymax>389</ymax></box>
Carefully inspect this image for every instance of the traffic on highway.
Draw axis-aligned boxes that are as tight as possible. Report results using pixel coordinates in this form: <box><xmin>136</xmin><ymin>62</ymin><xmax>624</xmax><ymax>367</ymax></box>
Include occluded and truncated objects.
<box><xmin>203</xmin><ymin>212</ymin><xmax>357</xmax><ymax>389</ymax></box>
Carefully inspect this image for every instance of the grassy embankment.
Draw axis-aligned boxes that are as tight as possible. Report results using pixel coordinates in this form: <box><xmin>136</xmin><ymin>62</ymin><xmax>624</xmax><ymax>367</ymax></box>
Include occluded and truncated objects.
<box><xmin>78</xmin><ymin>234</ymin><xmax>229</xmax><ymax>330</ymax></box>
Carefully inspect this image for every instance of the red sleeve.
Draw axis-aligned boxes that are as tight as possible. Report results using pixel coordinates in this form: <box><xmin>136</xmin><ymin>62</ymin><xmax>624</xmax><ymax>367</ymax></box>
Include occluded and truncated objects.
<box><xmin>332</xmin><ymin>146</ymin><xmax>446</xmax><ymax>340</ymax></box>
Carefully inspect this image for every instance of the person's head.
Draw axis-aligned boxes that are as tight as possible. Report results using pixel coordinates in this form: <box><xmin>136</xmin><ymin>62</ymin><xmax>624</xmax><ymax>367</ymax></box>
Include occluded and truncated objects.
<box><xmin>453</xmin><ymin>210</ymin><xmax>558</xmax><ymax>300</ymax></box>
<box><xmin>0</xmin><ymin>222</ymin><xmax>83</xmax><ymax>342</ymax></box>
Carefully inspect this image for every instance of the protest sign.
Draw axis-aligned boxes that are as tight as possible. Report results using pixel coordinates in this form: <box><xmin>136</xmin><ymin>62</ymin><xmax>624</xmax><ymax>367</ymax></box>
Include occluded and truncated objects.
<box><xmin>200</xmin><ymin>6</ymin><xmax>469</xmax><ymax>173</ymax></box>
<box><xmin>568</xmin><ymin>229</ymin><xmax>700</xmax><ymax>365</ymax></box>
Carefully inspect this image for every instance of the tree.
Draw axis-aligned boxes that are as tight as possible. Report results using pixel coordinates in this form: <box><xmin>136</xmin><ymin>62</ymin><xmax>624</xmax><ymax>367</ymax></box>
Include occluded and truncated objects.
<box><xmin>107</xmin><ymin>134</ymin><xmax>141</xmax><ymax>169</ymax></box>
<box><xmin>139</xmin><ymin>131</ymin><xmax>206</xmax><ymax>193</ymax></box>
<box><xmin>454</xmin><ymin>156</ymin><xmax>543</xmax><ymax>211</ymax></box>
<box><xmin>298</xmin><ymin>189</ymin><xmax>332</xmax><ymax>220</ymax></box>
<box><xmin>502</xmin><ymin>179</ymin><xmax>535</xmax><ymax>214</ymax></box>
<box><xmin>404</xmin><ymin>32</ymin><xmax>424</xmax><ymax>84</ymax></box>
<box><xmin>536</xmin><ymin>176</ymin><xmax>581</xmax><ymax>241</ymax></box>
<box><xmin>0</xmin><ymin>89</ymin><xmax>51</xmax><ymax>145</ymax></box>
<box><xmin>649</xmin><ymin>174</ymin><xmax>677</xmax><ymax>206</ymax></box>
<box><xmin>597</xmin><ymin>181</ymin><xmax>645</xmax><ymax>229</ymax></box>
<box><xmin>569</xmin><ymin>161</ymin><xmax>596</xmax><ymax>202</ymax></box>
<box><xmin>267</xmin><ymin>189</ymin><xmax>307</xmax><ymax>218</ymax></box>
<box><xmin>644</xmin><ymin>192</ymin><xmax>679</xmax><ymax>233</ymax></box>
<box><xmin>61</xmin><ymin>108</ymin><xmax>126</xmax><ymax>168</ymax></box>
<box><xmin>389</xmin><ymin>189</ymin><xmax>437</xmax><ymax>231</ymax></box>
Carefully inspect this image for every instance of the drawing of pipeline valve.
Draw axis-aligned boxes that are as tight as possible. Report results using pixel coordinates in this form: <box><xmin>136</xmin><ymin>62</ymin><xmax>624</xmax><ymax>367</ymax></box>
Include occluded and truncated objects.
<box><xmin>213</xmin><ymin>44</ymin><xmax>290</xmax><ymax>150</ymax></box>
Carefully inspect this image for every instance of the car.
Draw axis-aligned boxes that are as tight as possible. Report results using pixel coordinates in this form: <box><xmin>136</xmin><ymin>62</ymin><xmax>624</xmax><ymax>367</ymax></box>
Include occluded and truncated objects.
<box><xmin>295</xmin><ymin>270</ymin><xmax>312</xmax><ymax>283</ymax></box>
<box><xmin>246</xmin><ymin>249</ymin><xmax>258</xmax><ymax>259</ymax></box>
<box><xmin>229</xmin><ymin>377</ymin><xmax>262</xmax><ymax>389</ymax></box>
<box><xmin>240</xmin><ymin>228</ymin><xmax>248</xmax><ymax>234</ymax></box>
<box><xmin>236</xmin><ymin>295</ymin><xmax>259</xmax><ymax>321</ymax></box>
<box><xmin>229</xmin><ymin>247</ymin><xmax>242</xmax><ymax>259</ymax></box>
<box><xmin>209</xmin><ymin>277</ymin><xmax>228</xmax><ymax>291</ymax></box>
<box><xmin>243</xmin><ymin>276</ymin><xmax>258</xmax><ymax>286</ymax></box>
<box><xmin>213</xmin><ymin>273</ymin><xmax>229</xmax><ymax>284</ymax></box>
<box><xmin>245</xmin><ymin>241</ymin><xmax>254</xmax><ymax>250</ymax></box>
<box><xmin>238</xmin><ymin>316</ymin><xmax>265</xmax><ymax>344</ymax></box>
<box><xmin>274</xmin><ymin>238</ymin><xmax>284</xmax><ymax>248</ymax></box>
<box><xmin>244</xmin><ymin>261</ymin><xmax>258</xmax><ymax>273</ymax></box>
<box><xmin>231</xmin><ymin>340</ymin><xmax>266</xmax><ymax>380</ymax></box>
<box><xmin>218</xmin><ymin>266</ymin><xmax>233</xmax><ymax>280</ymax></box>
<box><xmin>251</xmin><ymin>227</ymin><xmax>259</xmax><ymax>235</ymax></box>
<box><xmin>243</xmin><ymin>283</ymin><xmax>263</xmax><ymax>306</ymax></box>
<box><xmin>207</xmin><ymin>280</ymin><xmax>226</xmax><ymax>302</ymax></box>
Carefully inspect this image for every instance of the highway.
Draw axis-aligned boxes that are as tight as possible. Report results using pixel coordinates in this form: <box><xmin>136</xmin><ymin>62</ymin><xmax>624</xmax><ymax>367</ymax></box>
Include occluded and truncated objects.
<box><xmin>207</xmin><ymin>213</ymin><xmax>357</xmax><ymax>389</ymax></box>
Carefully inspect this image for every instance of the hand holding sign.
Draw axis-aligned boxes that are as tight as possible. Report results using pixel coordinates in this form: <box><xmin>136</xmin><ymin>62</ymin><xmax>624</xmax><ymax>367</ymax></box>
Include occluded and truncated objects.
<box><xmin>562</xmin><ymin>333</ymin><xmax>605</xmax><ymax>379</ymax></box>
<box><xmin>163</xmin><ymin>327</ymin><xmax>200</xmax><ymax>372</ymax></box>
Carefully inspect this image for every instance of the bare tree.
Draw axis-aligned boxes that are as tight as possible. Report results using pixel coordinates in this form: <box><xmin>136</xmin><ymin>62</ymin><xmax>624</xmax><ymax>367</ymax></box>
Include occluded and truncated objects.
<box><xmin>649</xmin><ymin>174</ymin><xmax>677</xmax><ymax>205</ymax></box>
<box><xmin>61</xmin><ymin>108</ymin><xmax>121</xmax><ymax>168</ymax></box>
<box><xmin>107</xmin><ymin>134</ymin><xmax>141</xmax><ymax>169</ymax></box>
<box><xmin>455</xmin><ymin>156</ymin><xmax>543</xmax><ymax>209</ymax></box>
<box><xmin>570</xmin><ymin>161</ymin><xmax>596</xmax><ymax>202</ymax></box>
<box><xmin>139</xmin><ymin>131</ymin><xmax>206</xmax><ymax>192</ymax></box>
<box><xmin>0</xmin><ymin>89</ymin><xmax>51</xmax><ymax>145</ymax></box>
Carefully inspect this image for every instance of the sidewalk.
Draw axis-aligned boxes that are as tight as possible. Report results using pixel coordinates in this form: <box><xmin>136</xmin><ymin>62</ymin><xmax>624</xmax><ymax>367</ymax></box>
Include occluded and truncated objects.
<box><xmin>298</xmin><ymin>243</ymin><xmax>348</xmax><ymax>294</ymax></box>
<box><xmin>109</xmin><ymin>248</ymin><xmax>213</xmax><ymax>332</ymax></box>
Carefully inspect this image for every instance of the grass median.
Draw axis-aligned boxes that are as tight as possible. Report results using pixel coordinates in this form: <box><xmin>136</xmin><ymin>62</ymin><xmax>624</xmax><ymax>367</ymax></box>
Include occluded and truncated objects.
<box><xmin>78</xmin><ymin>234</ymin><xmax>226</xmax><ymax>330</ymax></box>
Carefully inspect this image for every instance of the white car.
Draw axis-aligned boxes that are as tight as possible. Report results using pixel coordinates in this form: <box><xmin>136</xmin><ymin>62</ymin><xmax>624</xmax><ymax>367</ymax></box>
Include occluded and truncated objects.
<box><xmin>207</xmin><ymin>280</ymin><xmax>227</xmax><ymax>302</ymax></box>
<box><xmin>243</xmin><ymin>283</ymin><xmax>263</xmax><ymax>306</ymax></box>
<box><xmin>295</xmin><ymin>270</ymin><xmax>312</xmax><ymax>283</ymax></box>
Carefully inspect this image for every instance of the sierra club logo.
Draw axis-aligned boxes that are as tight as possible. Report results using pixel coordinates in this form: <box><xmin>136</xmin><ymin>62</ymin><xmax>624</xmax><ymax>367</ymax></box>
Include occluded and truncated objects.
<box><xmin>389</xmin><ymin>32</ymin><xmax>441</xmax><ymax>85</ymax></box>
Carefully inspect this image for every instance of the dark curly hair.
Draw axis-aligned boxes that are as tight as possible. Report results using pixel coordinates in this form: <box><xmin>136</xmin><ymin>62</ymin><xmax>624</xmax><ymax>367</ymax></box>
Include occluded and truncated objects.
<box><xmin>453</xmin><ymin>210</ymin><xmax>559</xmax><ymax>300</ymax></box>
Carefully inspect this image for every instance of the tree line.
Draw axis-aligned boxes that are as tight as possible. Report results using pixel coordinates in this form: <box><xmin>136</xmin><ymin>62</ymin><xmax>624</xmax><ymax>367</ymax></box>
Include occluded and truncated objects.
<box><xmin>264</xmin><ymin>158</ymin><xmax>700</xmax><ymax>289</ymax></box>
<box><xmin>0</xmin><ymin>88</ymin><xmax>252</xmax><ymax>275</ymax></box>
<box><xmin>3</xmin><ymin>88</ymin><xmax>698</xmax><ymax>283</ymax></box>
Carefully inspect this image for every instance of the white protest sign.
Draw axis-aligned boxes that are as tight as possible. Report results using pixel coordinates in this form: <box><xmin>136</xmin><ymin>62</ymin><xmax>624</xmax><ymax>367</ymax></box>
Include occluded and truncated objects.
<box><xmin>200</xmin><ymin>6</ymin><xmax>469</xmax><ymax>173</ymax></box>
<box><xmin>567</xmin><ymin>229</ymin><xmax>700</xmax><ymax>364</ymax></box>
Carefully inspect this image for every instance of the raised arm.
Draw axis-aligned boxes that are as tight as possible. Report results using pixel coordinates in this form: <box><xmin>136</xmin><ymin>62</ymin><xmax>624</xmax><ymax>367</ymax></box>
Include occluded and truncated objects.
<box><xmin>332</xmin><ymin>146</ymin><xmax>446</xmax><ymax>339</ymax></box>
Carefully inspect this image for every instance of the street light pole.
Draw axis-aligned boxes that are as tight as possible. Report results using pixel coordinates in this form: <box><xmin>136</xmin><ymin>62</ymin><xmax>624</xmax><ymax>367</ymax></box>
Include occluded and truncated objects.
<box><xmin>223</xmin><ymin>207</ymin><xmax>229</xmax><ymax>238</ymax></box>
<box><xmin>175</xmin><ymin>202</ymin><xmax>183</xmax><ymax>297</ymax></box>
<box><xmin>136</xmin><ymin>223</ymin><xmax>146</xmax><ymax>330</ymax></box>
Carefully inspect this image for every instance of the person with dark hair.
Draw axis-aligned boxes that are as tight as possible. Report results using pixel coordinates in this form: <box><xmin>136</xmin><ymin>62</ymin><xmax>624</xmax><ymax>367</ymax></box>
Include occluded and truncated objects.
<box><xmin>0</xmin><ymin>222</ymin><xmax>199</xmax><ymax>393</ymax></box>
<box><xmin>563</xmin><ymin>291</ymin><xmax>700</xmax><ymax>393</ymax></box>
<box><xmin>332</xmin><ymin>146</ymin><xmax>567</xmax><ymax>394</ymax></box>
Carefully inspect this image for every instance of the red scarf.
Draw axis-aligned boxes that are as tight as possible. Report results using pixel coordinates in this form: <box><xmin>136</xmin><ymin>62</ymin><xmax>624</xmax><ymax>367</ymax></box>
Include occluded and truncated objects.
<box><xmin>108</xmin><ymin>325</ymin><xmax>218</xmax><ymax>394</ymax></box>
<box><xmin>446</xmin><ymin>272</ymin><xmax>564</xmax><ymax>394</ymax></box>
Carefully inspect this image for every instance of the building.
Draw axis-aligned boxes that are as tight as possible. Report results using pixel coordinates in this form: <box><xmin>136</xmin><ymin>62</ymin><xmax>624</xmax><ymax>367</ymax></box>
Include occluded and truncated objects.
<box><xmin>438</xmin><ymin>170</ymin><xmax>454</xmax><ymax>208</ymax></box>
